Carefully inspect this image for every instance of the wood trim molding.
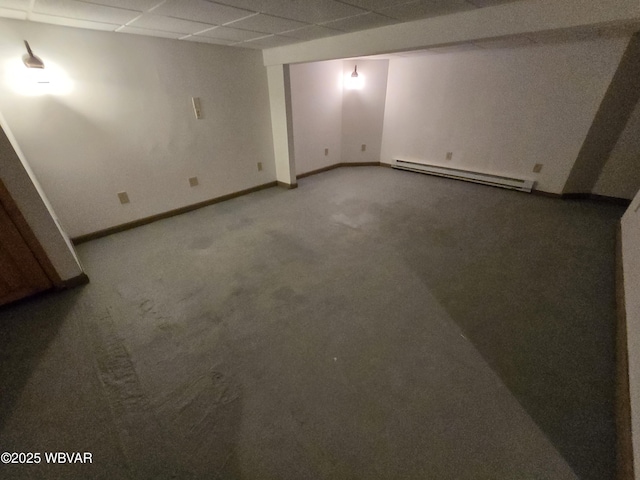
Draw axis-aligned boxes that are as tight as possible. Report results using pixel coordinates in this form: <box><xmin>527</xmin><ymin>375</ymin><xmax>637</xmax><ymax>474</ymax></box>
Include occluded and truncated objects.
<box><xmin>72</xmin><ymin>181</ymin><xmax>278</xmax><ymax>244</ymax></box>
<box><xmin>616</xmin><ymin>226</ymin><xmax>635</xmax><ymax>480</ymax></box>
<box><xmin>562</xmin><ymin>192</ymin><xmax>631</xmax><ymax>207</ymax></box>
<box><xmin>296</xmin><ymin>164</ymin><xmax>341</xmax><ymax>180</ymax></box>
<box><xmin>296</xmin><ymin>162</ymin><xmax>382</xmax><ymax>180</ymax></box>
<box><xmin>60</xmin><ymin>273</ymin><xmax>90</xmax><ymax>289</ymax></box>
<box><xmin>277</xmin><ymin>181</ymin><xmax>298</xmax><ymax>189</ymax></box>
<box><xmin>0</xmin><ymin>179</ymin><xmax>63</xmax><ymax>287</ymax></box>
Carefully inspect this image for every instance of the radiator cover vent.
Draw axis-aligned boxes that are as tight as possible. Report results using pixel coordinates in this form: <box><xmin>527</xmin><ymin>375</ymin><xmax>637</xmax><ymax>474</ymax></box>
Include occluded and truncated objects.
<box><xmin>392</xmin><ymin>159</ymin><xmax>534</xmax><ymax>193</ymax></box>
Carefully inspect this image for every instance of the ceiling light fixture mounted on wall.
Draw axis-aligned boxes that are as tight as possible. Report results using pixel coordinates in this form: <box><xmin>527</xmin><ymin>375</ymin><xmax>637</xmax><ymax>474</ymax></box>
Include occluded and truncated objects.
<box><xmin>23</xmin><ymin>41</ymin><xmax>45</xmax><ymax>69</ymax></box>
<box><xmin>345</xmin><ymin>64</ymin><xmax>364</xmax><ymax>90</ymax></box>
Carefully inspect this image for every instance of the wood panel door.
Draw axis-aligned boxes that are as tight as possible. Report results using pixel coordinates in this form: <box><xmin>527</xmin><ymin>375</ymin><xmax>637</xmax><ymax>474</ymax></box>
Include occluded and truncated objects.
<box><xmin>0</xmin><ymin>181</ymin><xmax>55</xmax><ymax>306</ymax></box>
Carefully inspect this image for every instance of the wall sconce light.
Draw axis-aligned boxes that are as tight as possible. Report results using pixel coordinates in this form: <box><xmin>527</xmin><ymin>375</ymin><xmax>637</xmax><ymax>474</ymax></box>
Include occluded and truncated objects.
<box><xmin>345</xmin><ymin>64</ymin><xmax>364</xmax><ymax>90</ymax></box>
<box><xmin>23</xmin><ymin>41</ymin><xmax>45</xmax><ymax>69</ymax></box>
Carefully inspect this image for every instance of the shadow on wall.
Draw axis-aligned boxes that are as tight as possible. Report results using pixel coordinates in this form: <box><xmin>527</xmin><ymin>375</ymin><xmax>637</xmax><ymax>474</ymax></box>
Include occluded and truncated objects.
<box><xmin>373</xmin><ymin>171</ymin><xmax>625</xmax><ymax>480</ymax></box>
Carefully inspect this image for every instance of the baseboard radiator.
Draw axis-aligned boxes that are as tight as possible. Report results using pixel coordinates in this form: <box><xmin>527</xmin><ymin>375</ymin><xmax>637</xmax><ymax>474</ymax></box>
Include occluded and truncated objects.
<box><xmin>392</xmin><ymin>159</ymin><xmax>534</xmax><ymax>193</ymax></box>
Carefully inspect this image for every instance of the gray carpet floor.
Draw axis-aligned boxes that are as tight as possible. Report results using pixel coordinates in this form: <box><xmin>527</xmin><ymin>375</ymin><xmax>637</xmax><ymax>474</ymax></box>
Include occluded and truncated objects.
<box><xmin>0</xmin><ymin>166</ymin><xmax>625</xmax><ymax>479</ymax></box>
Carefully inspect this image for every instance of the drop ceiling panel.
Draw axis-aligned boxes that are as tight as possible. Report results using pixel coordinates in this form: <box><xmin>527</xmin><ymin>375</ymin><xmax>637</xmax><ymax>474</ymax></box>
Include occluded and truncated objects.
<box><xmin>379</xmin><ymin>0</ymin><xmax>476</xmax><ymax>21</ymax></box>
<box><xmin>30</xmin><ymin>12</ymin><xmax>119</xmax><ymax>30</ymax></box>
<box><xmin>128</xmin><ymin>14</ymin><xmax>214</xmax><ymax>34</ymax></box>
<box><xmin>33</xmin><ymin>0</ymin><xmax>141</xmax><ymax>24</ymax></box>
<box><xmin>0</xmin><ymin>0</ymin><xmax>28</xmax><ymax>10</ymax></box>
<box><xmin>225</xmin><ymin>13</ymin><xmax>308</xmax><ymax>34</ymax></box>
<box><xmin>220</xmin><ymin>0</ymin><xmax>367</xmax><ymax>24</ymax></box>
<box><xmin>151</xmin><ymin>0</ymin><xmax>254</xmax><ymax>26</ymax></box>
<box><xmin>199</xmin><ymin>25</ymin><xmax>264</xmax><ymax>41</ymax></box>
<box><xmin>322</xmin><ymin>12</ymin><xmax>397</xmax><ymax>32</ymax></box>
<box><xmin>183</xmin><ymin>35</ymin><xmax>235</xmax><ymax>45</ymax></box>
<box><xmin>118</xmin><ymin>25</ymin><xmax>183</xmax><ymax>39</ymax></box>
<box><xmin>337</xmin><ymin>0</ymin><xmax>412</xmax><ymax>11</ymax></box>
<box><xmin>283</xmin><ymin>24</ymin><xmax>344</xmax><ymax>40</ymax></box>
<box><xmin>467</xmin><ymin>0</ymin><xmax>518</xmax><ymax>6</ymax></box>
<box><xmin>80</xmin><ymin>0</ymin><xmax>161</xmax><ymax>11</ymax></box>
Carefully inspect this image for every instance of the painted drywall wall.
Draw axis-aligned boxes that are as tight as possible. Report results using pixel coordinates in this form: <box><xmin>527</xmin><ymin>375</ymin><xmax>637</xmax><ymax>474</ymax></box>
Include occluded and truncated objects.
<box><xmin>0</xmin><ymin>18</ymin><xmax>276</xmax><ymax>238</ymax></box>
<box><xmin>593</xmin><ymin>98</ymin><xmax>640</xmax><ymax>200</ymax></box>
<box><xmin>289</xmin><ymin>60</ymin><xmax>343</xmax><ymax>176</ymax></box>
<box><xmin>380</xmin><ymin>37</ymin><xmax>629</xmax><ymax>194</ymax></box>
<box><xmin>267</xmin><ymin>64</ymin><xmax>296</xmax><ymax>185</ymax></box>
<box><xmin>621</xmin><ymin>190</ymin><xmax>640</xmax><ymax>478</ymax></box>
<box><xmin>0</xmin><ymin>114</ymin><xmax>82</xmax><ymax>281</ymax></box>
<box><xmin>342</xmin><ymin>60</ymin><xmax>389</xmax><ymax>164</ymax></box>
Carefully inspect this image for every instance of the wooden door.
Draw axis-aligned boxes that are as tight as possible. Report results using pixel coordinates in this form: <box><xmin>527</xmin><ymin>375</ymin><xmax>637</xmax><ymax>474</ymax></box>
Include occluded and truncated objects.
<box><xmin>0</xmin><ymin>180</ymin><xmax>55</xmax><ymax>306</ymax></box>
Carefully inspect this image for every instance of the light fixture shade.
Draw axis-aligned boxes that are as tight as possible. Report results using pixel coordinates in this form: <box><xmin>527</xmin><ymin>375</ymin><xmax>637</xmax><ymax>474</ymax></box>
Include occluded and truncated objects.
<box><xmin>23</xmin><ymin>40</ymin><xmax>44</xmax><ymax>69</ymax></box>
<box><xmin>351</xmin><ymin>65</ymin><xmax>358</xmax><ymax>78</ymax></box>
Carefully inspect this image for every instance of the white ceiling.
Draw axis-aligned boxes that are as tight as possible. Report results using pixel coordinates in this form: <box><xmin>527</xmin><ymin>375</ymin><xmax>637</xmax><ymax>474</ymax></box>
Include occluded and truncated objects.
<box><xmin>0</xmin><ymin>0</ymin><xmax>522</xmax><ymax>49</ymax></box>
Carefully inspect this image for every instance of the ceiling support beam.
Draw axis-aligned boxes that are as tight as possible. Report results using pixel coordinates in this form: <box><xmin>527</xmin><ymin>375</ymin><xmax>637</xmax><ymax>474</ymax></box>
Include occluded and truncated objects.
<box><xmin>263</xmin><ymin>0</ymin><xmax>640</xmax><ymax>66</ymax></box>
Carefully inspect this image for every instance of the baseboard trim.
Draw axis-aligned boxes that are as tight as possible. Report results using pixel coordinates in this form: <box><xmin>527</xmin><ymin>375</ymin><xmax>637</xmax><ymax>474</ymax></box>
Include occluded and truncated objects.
<box><xmin>296</xmin><ymin>164</ymin><xmax>341</xmax><ymax>179</ymax></box>
<box><xmin>277</xmin><ymin>181</ymin><xmax>298</xmax><ymax>189</ymax></box>
<box><xmin>341</xmin><ymin>162</ymin><xmax>380</xmax><ymax>167</ymax></box>
<box><xmin>59</xmin><ymin>273</ymin><xmax>90</xmax><ymax>289</ymax></box>
<box><xmin>616</xmin><ymin>227</ymin><xmax>635</xmax><ymax>480</ymax></box>
<box><xmin>296</xmin><ymin>162</ymin><xmax>381</xmax><ymax>180</ymax></box>
<box><xmin>562</xmin><ymin>192</ymin><xmax>631</xmax><ymax>206</ymax></box>
<box><xmin>72</xmin><ymin>181</ymin><xmax>278</xmax><ymax>244</ymax></box>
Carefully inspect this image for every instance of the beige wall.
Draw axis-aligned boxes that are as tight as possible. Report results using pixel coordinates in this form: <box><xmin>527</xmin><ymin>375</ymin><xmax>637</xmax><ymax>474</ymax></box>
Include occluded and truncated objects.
<box><xmin>593</xmin><ymin>99</ymin><xmax>640</xmax><ymax>200</ymax></box>
<box><xmin>290</xmin><ymin>60</ymin><xmax>343</xmax><ymax>176</ymax></box>
<box><xmin>341</xmin><ymin>59</ymin><xmax>389</xmax><ymax>165</ymax></box>
<box><xmin>0</xmin><ymin>18</ymin><xmax>276</xmax><ymax>238</ymax></box>
<box><xmin>621</xmin><ymin>190</ymin><xmax>640</xmax><ymax>477</ymax></box>
<box><xmin>380</xmin><ymin>37</ymin><xmax>628</xmax><ymax>194</ymax></box>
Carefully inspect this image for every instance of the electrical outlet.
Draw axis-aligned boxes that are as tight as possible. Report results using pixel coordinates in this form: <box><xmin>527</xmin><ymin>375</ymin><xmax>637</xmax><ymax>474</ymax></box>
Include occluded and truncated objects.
<box><xmin>117</xmin><ymin>192</ymin><xmax>130</xmax><ymax>204</ymax></box>
<box><xmin>324</xmin><ymin>148</ymin><xmax>329</xmax><ymax>156</ymax></box>
<box><xmin>257</xmin><ymin>162</ymin><xmax>263</xmax><ymax>171</ymax></box>
<box><xmin>446</xmin><ymin>152</ymin><xmax>453</xmax><ymax>160</ymax></box>
<box><xmin>189</xmin><ymin>176</ymin><xmax>199</xmax><ymax>187</ymax></box>
<box><xmin>533</xmin><ymin>163</ymin><xmax>543</xmax><ymax>173</ymax></box>
<box><xmin>361</xmin><ymin>144</ymin><xmax>366</xmax><ymax>152</ymax></box>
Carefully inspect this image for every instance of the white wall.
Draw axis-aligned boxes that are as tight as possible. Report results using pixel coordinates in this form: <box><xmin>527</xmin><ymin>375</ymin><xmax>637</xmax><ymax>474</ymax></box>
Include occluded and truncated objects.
<box><xmin>0</xmin><ymin>115</ymin><xmax>83</xmax><ymax>281</ymax></box>
<box><xmin>593</xmin><ymin>99</ymin><xmax>640</xmax><ymax>200</ymax></box>
<box><xmin>380</xmin><ymin>37</ymin><xmax>629</xmax><ymax>194</ymax></box>
<box><xmin>290</xmin><ymin>60</ymin><xmax>343</xmax><ymax>176</ymax></box>
<box><xmin>621</xmin><ymin>189</ymin><xmax>640</xmax><ymax>477</ymax></box>
<box><xmin>290</xmin><ymin>59</ymin><xmax>389</xmax><ymax>174</ymax></box>
<box><xmin>0</xmin><ymin>18</ymin><xmax>276</xmax><ymax>238</ymax></box>
<box><xmin>342</xmin><ymin>59</ymin><xmax>389</xmax><ymax>164</ymax></box>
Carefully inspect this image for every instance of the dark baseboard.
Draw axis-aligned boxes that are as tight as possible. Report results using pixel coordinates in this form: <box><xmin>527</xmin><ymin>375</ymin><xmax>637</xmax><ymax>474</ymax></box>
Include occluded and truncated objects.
<box><xmin>531</xmin><ymin>190</ymin><xmax>563</xmax><ymax>199</ymax></box>
<box><xmin>379</xmin><ymin>162</ymin><xmax>393</xmax><ymax>168</ymax></box>
<box><xmin>277</xmin><ymin>181</ymin><xmax>298</xmax><ymax>189</ymax></box>
<box><xmin>341</xmin><ymin>162</ymin><xmax>381</xmax><ymax>167</ymax></box>
<box><xmin>296</xmin><ymin>164</ymin><xmax>341</xmax><ymax>179</ymax></box>
<box><xmin>59</xmin><ymin>272</ymin><xmax>90</xmax><ymax>289</ymax></box>
<box><xmin>531</xmin><ymin>190</ymin><xmax>631</xmax><ymax>206</ymax></box>
<box><xmin>562</xmin><ymin>192</ymin><xmax>631</xmax><ymax>207</ymax></box>
<box><xmin>616</xmin><ymin>227</ymin><xmax>635</xmax><ymax>480</ymax></box>
<box><xmin>296</xmin><ymin>162</ymin><xmax>381</xmax><ymax>180</ymax></box>
<box><xmin>72</xmin><ymin>181</ymin><xmax>278</xmax><ymax>244</ymax></box>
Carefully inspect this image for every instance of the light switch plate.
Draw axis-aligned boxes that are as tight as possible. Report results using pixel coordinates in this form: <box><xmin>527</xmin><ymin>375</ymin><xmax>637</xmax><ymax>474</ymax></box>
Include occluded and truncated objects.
<box><xmin>189</xmin><ymin>177</ymin><xmax>199</xmax><ymax>187</ymax></box>
<box><xmin>533</xmin><ymin>163</ymin><xmax>543</xmax><ymax>173</ymax></box>
<box><xmin>117</xmin><ymin>192</ymin><xmax>130</xmax><ymax>204</ymax></box>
